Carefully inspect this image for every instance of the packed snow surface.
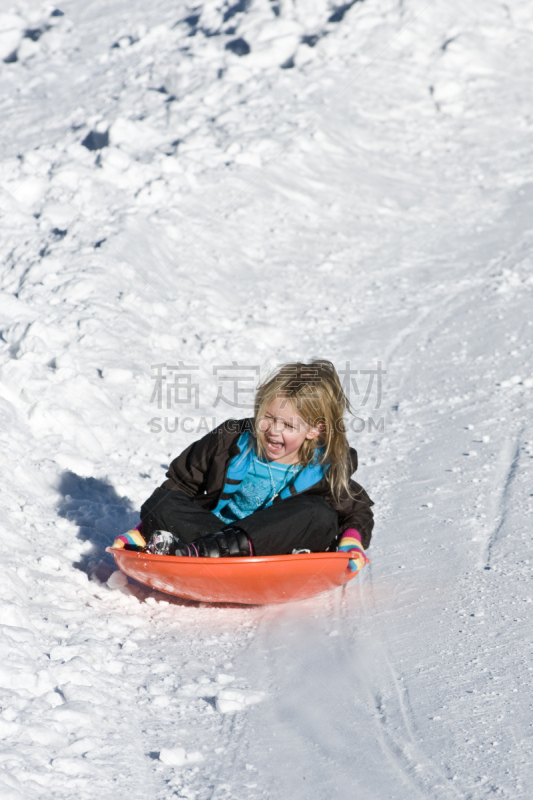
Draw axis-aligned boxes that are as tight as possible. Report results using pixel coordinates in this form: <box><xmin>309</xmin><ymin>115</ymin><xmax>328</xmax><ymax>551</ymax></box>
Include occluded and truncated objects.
<box><xmin>1</xmin><ymin>0</ymin><xmax>533</xmax><ymax>797</ymax></box>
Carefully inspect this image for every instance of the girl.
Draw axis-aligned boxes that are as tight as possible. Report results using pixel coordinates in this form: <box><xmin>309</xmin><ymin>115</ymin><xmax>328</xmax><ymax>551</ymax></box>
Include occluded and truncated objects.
<box><xmin>113</xmin><ymin>360</ymin><xmax>373</xmax><ymax>574</ymax></box>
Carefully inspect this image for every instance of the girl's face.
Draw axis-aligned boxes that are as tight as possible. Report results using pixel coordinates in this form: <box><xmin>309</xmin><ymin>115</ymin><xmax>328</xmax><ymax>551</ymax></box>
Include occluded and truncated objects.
<box><xmin>257</xmin><ymin>397</ymin><xmax>323</xmax><ymax>464</ymax></box>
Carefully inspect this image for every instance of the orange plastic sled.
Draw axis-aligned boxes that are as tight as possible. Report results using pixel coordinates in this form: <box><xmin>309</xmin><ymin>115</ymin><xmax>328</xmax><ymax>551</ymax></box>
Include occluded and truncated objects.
<box><xmin>105</xmin><ymin>547</ymin><xmax>356</xmax><ymax>605</ymax></box>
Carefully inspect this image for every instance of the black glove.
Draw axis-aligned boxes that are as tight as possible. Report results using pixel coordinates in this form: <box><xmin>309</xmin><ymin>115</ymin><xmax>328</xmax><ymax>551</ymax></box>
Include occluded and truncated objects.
<box><xmin>145</xmin><ymin>527</ymin><xmax>252</xmax><ymax>558</ymax></box>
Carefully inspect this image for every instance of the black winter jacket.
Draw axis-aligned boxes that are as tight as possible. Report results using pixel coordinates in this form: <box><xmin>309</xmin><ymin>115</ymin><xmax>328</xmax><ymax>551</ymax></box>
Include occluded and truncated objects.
<box><xmin>156</xmin><ymin>418</ymin><xmax>374</xmax><ymax>549</ymax></box>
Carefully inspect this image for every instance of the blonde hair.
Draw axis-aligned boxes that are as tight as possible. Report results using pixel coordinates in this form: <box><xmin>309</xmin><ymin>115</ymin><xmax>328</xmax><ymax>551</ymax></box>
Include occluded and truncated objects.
<box><xmin>254</xmin><ymin>360</ymin><xmax>354</xmax><ymax>502</ymax></box>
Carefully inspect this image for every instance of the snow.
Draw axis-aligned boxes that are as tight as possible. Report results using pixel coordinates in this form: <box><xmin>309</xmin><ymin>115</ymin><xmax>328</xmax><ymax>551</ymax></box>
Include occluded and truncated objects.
<box><xmin>159</xmin><ymin>747</ymin><xmax>204</xmax><ymax>767</ymax></box>
<box><xmin>215</xmin><ymin>688</ymin><xmax>266</xmax><ymax>713</ymax></box>
<box><xmin>1</xmin><ymin>0</ymin><xmax>533</xmax><ymax>797</ymax></box>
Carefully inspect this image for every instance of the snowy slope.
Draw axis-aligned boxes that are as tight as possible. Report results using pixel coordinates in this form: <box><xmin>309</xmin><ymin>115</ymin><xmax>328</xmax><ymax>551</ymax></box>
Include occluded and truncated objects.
<box><xmin>1</xmin><ymin>0</ymin><xmax>533</xmax><ymax>798</ymax></box>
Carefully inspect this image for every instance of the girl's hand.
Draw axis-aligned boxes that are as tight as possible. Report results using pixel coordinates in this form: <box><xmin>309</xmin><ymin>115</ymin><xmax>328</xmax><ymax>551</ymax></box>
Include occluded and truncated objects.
<box><xmin>337</xmin><ymin>529</ymin><xmax>369</xmax><ymax>575</ymax></box>
<box><xmin>112</xmin><ymin>529</ymin><xmax>147</xmax><ymax>551</ymax></box>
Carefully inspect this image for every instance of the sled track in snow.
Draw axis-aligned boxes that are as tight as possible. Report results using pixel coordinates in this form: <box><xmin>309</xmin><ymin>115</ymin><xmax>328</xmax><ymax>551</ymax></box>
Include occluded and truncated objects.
<box><xmin>204</xmin><ymin>609</ymin><xmax>270</xmax><ymax>800</ymax></box>
<box><xmin>483</xmin><ymin>429</ymin><xmax>523</xmax><ymax>570</ymax></box>
<box><xmin>356</xmin><ymin>567</ymin><xmax>466</xmax><ymax>800</ymax></box>
<box><xmin>205</xmin><ymin>712</ymin><xmax>255</xmax><ymax>800</ymax></box>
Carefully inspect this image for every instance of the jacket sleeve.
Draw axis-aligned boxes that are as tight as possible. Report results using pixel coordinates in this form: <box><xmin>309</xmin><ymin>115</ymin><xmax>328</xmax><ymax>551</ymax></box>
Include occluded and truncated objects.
<box><xmin>334</xmin><ymin>480</ymin><xmax>374</xmax><ymax>550</ymax></box>
<box><xmin>160</xmin><ymin>426</ymin><xmax>224</xmax><ymax>497</ymax></box>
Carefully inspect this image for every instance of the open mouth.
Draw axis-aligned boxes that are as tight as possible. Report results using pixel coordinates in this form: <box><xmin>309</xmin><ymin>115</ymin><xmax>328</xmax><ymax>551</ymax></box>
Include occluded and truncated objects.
<box><xmin>265</xmin><ymin>436</ymin><xmax>283</xmax><ymax>452</ymax></box>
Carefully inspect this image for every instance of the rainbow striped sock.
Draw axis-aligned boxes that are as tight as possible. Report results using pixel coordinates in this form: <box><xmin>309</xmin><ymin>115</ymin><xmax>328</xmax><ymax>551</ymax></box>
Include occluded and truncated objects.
<box><xmin>112</xmin><ymin>529</ymin><xmax>147</xmax><ymax>551</ymax></box>
<box><xmin>337</xmin><ymin>529</ymin><xmax>369</xmax><ymax>574</ymax></box>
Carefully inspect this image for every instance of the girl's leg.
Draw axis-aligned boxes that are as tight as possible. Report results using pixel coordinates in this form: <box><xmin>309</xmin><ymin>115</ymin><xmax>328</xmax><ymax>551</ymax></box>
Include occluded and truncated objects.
<box><xmin>140</xmin><ymin>489</ymin><xmax>223</xmax><ymax>543</ymax></box>
<box><xmin>141</xmin><ymin>490</ymin><xmax>338</xmax><ymax>556</ymax></box>
<box><xmin>235</xmin><ymin>495</ymin><xmax>339</xmax><ymax>556</ymax></box>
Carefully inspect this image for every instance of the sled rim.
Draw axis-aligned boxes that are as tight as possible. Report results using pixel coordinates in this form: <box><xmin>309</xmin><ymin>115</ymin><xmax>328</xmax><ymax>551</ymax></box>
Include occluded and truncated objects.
<box><xmin>106</xmin><ymin>547</ymin><xmax>350</xmax><ymax>564</ymax></box>
<box><xmin>105</xmin><ymin>547</ymin><xmax>355</xmax><ymax>605</ymax></box>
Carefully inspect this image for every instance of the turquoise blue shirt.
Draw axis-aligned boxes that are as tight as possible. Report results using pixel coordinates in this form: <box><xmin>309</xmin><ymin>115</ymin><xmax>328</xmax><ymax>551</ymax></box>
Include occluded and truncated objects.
<box><xmin>214</xmin><ymin>450</ymin><xmax>301</xmax><ymax>524</ymax></box>
<box><xmin>211</xmin><ymin>431</ymin><xmax>328</xmax><ymax>522</ymax></box>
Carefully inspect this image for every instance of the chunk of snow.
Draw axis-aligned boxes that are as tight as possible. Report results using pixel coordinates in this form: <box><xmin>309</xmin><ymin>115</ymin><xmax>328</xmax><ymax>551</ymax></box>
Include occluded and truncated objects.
<box><xmin>0</xmin><ymin>601</ymin><xmax>32</xmax><ymax>629</ymax></box>
<box><xmin>0</xmin><ymin>14</ymin><xmax>24</xmax><ymax>61</ymax></box>
<box><xmin>216</xmin><ymin>689</ymin><xmax>265</xmax><ymax>714</ymax></box>
<box><xmin>216</xmin><ymin>673</ymin><xmax>235</xmax><ymax>684</ymax></box>
<box><xmin>159</xmin><ymin>747</ymin><xmax>186</xmax><ymax>766</ymax></box>
<box><xmin>107</xmin><ymin>570</ymin><xmax>129</xmax><ymax>589</ymax></box>
<box><xmin>159</xmin><ymin>747</ymin><xmax>204</xmax><ymax>767</ymax></box>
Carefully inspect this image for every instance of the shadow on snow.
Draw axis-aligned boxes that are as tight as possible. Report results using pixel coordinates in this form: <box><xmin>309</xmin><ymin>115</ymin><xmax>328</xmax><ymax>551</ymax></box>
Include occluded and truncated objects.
<box><xmin>55</xmin><ymin>471</ymin><xmax>245</xmax><ymax>609</ymax></box>
<box><xmin>56</xmin><ymin>470</ymin><xmax>138</xmax><ymax>578</ymax></box>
